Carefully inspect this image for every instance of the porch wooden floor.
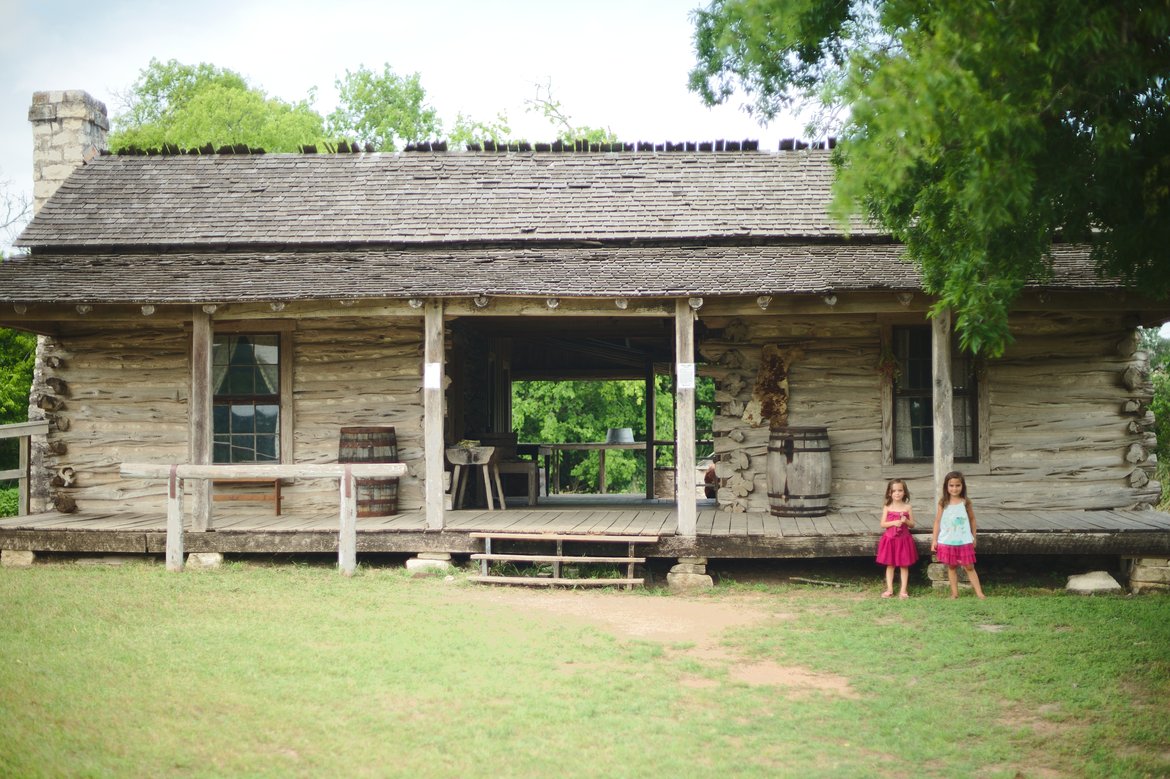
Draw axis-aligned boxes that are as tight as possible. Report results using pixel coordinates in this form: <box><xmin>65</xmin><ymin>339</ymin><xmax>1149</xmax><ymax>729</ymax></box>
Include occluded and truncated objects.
<box><xmin>3</xmin><ymin>495</ymin><xmax>1170</xmax><ymax>559</ymax></box>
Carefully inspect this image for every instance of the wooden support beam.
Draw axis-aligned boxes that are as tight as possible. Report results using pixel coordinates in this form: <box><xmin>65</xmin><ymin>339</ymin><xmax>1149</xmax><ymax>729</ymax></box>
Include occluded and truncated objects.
<box><xmin>338</xmin><ymin>467</ymin><xmax>357</xmax><ymax>576</ymax></box>
<box><xmin>645</xmin><ymin>357</ymin><xmax>656</xmax><ymax>500</ymax></box>
<box><xmin>166</xmin><ymin>466</ymin><xmax>183</xmax><ymax>572</ymax></box>
<box><xmin>675</xmin><ymin>299</ymin><xmax>697</xmax><ymax>536</ymax></box>
<box><xmin>190</xmin><ymin>307</ymin><xmax>213</xmax><ymax>532</ymax></box>
<box><xmin>424</xmin><ymin>300</ymin><xmax>446</xmax><ymax>530</ymax></box>
<box><xmin>932</xmin><ymin>308</ymin><xmax>954</xmax><ymax>498</ymax></box>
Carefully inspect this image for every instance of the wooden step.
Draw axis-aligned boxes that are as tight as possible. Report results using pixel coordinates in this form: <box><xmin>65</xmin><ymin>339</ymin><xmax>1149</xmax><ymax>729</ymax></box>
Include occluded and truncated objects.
<box><xmin>471</xmin><ymin>553</ymin><xmax>645</xmax><ymax>564</ymax></box>
<box><xmin>467</xmin><ymin>575</ymin><xmax>644</xmax><ymax>588</ymax></box>
<box><xmin>469</xmin><ymin>532</ymin><xmax>658</xmax><ymax>544</ymax></box>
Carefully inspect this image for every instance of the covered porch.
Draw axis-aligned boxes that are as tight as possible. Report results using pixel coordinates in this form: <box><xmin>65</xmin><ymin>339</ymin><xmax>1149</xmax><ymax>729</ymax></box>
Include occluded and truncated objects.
<box><xmin>4</xmin><ymin>495</ymin><xmax>1169</xmax><ymax>560</ymax></box>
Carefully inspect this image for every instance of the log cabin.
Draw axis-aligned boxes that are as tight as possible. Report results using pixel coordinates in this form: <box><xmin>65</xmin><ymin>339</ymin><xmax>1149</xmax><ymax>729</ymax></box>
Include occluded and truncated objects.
<box><xmin>3</xmin><ymin>90</ymin><xmax>1170</xmax><ymax>589</ymax></box>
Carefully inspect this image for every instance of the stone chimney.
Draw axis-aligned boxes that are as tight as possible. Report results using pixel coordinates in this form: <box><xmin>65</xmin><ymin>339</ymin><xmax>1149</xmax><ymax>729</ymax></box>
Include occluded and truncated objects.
<box><xmin>28</xmin><ymin>90</ymin><xmax>109</xmax><ymax>213</ymax></box>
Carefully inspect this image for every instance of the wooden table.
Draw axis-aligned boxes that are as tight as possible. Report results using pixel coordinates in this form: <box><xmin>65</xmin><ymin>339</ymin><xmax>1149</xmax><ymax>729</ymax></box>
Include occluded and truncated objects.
<box><xmin>537</xmin><ymin>441</ymin><xmax>649</xmax><ymax>494</ymax></box>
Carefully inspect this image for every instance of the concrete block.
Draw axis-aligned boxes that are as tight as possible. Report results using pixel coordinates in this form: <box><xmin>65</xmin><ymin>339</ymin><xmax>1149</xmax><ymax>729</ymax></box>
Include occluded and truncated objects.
<box><xmin>406</xmin><ymin>557</ymin><xmax>454</xmax><ymax>574</ymax></box>
<box><xmin>667</xmin><ymin>572</ymin><xmax>713</xmax><ymax>591</ymax></box>
<box><xmin>1129</xmin><ymin>565</ymin><xmax>1170</xmax><ymax>584</ymax></box>
<box><xmin>1</xmin><ymin>550</ymin><xmax>36</xmax><ymax>568</ymax></box>
<box><xmin>186</xmin><ymin>552</ymin><xmax>224</xmax><ymax>570</ymax></box>
<box><xmin>1066</xmin><ymin>571</ymin><xmax>1122</xmax><ymax>595</ymax></box>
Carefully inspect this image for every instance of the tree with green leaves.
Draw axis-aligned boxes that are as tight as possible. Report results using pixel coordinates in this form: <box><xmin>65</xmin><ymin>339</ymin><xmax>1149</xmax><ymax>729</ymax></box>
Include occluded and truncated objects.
<box><xmin>327</xmin><ymin>64</ymin><xmax>441</xmax><ymax>151</ymax></box>
<box><xmin>691</xmin><ymin>1</ymin><xmax>1170</xmax><ymax>356</ymax></box>
<box><xmin>110</xmin><ymin>59</ymin><xmax>324</xmax><ymax>152</ymax></box>
<box><xmin>447</xmin><ymin>111</ymin><xmax>513</xmax><ymax>148</ymax></box>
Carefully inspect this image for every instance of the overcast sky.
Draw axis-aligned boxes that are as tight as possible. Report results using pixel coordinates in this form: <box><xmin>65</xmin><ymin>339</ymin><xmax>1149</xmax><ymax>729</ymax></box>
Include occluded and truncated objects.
<box><xmin>1</xmin><ymin>0</ymin><xmax>802</xmax><ymax>227</ymax></box>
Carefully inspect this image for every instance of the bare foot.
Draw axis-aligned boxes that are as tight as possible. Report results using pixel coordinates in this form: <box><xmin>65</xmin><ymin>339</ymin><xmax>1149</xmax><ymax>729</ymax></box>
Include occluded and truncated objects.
<box><xmin>881</xmin><ymin>590</ymin><xmax>893</xmax><ymax>599</ymax></box>
<box><xmin>899</xmin><ymin>593</ymin><xmax>909</xmax><ymax>599</ymax></box>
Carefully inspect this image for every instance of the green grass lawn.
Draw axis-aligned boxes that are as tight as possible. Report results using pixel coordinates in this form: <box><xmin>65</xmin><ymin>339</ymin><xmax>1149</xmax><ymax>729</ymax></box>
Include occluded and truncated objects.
<box><xmin>1</xmin><ymin>560</ymin><xmax>1167</xmax><ymax>778</ymax></box>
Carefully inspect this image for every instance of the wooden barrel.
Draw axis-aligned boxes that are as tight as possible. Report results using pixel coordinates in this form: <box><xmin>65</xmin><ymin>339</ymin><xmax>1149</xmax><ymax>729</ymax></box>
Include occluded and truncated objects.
<box><xmin>339</xmin><ymin>427</ymin><xmax>399</xmax><ymax>517</ymax></box>
<box><xmin>766</xmin><ymin>427</ymin><xmax>831</xmax><ymax>518</ymax></box>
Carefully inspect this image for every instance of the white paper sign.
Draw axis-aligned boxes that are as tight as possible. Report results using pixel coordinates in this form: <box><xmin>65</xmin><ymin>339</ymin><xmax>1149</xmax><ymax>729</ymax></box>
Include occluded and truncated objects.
<box><xmin>677</xmin><ymin>362</ymin><xmax>696</xmax><ymax>389</ymax></box>
<box><xmin>424</xmin><ymin>362</ymin><xmax>442</xmax><ymax>389</ymax></box>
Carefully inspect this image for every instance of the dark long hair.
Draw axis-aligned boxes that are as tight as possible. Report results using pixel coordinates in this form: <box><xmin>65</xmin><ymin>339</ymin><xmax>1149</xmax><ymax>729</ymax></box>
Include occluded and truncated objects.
<box><xmin>938</xmin><ymin>471</ymin><xmax>969</xmax><ymax>509</ymax></box>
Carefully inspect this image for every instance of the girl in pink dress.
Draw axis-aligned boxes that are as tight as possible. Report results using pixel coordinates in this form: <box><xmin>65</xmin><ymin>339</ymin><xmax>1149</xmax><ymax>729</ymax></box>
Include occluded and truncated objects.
<box><xmin>876</xmin><ymin>478</ymin><xmax>918</xmax><ymax>598</ymax></box>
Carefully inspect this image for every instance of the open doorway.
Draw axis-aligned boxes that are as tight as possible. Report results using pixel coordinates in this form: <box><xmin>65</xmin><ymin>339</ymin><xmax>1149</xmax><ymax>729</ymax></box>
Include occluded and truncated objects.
<box><xmin>446</xmin><ymin>315</ymin><xmax>713</xmax><ymax>503</ymax></box>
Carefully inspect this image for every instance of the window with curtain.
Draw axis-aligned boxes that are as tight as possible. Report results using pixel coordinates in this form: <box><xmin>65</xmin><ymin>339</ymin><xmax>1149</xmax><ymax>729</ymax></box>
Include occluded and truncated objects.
<box><xmin>892</xmin><ymin>326</ymin><xmax>977</xmax><ymax>462</ymax></box>
<box><xmin>212</xmin><ymin>334</ymin><xmax>280</xmax><ymax>463</ymax></box>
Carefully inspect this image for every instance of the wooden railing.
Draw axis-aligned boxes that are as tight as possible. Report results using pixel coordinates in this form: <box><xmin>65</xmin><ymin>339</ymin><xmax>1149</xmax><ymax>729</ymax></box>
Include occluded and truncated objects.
<box><xmin>120</xmin><ymin>462</ymin><xmax>408</xmax><ymax>576</ymax></box>
<box><xmin>0</xmin><ymin>420</ymin><xmax>50</xmax><ymax>516</ymax></box>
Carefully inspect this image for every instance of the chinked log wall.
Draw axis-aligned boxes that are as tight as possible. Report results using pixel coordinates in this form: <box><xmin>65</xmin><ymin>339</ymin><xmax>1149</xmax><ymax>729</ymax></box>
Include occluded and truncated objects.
<box><xmin>35</xmin><ymin>315</ymin><xmax>426</xmax><ymax>517</ymax></box>
<box><xmin>699</xmin><ymin>310</ymin><xmax>1158</xmax><ymax>514</ymax></box>
<box><xmin>27</xmin><ymin>302</ymin><xmax>1157</xmax><ymax>519</ymax></box>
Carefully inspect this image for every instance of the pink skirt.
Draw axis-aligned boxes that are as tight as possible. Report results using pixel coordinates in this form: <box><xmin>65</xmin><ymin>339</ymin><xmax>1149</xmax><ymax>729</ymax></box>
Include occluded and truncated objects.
<box><xmin>876</xmin><ymin>531</ymin><xmax>919</xmax><ymax>567</ymax></box>
<box><xmin>936</xmin><ymin>543</ymin><xmax>976</xmax><ymax>566</ymax></box>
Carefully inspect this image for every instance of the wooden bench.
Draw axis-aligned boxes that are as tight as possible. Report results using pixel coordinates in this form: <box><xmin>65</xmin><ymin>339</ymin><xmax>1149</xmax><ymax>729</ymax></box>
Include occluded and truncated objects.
<box><xmin>212</xmin><ymin>478</ymin><xmax>282</xmax><ymax>515</ymax></box>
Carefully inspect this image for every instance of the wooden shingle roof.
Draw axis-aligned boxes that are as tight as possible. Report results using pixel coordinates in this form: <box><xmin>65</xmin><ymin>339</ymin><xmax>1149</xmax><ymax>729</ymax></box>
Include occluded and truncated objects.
<box><xmin>16</xmin><ymin>150</ymin><xmax>870</xmax><ymax>248</ymax></box>
<box><xmin>1</xmin><ymin>150</ymin><xmax>1110</xmax><ymax>305</ymax></box>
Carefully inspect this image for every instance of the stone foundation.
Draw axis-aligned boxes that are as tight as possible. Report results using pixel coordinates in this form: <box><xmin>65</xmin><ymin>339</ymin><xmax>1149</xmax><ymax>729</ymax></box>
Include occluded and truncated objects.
<box><xmin>667</xmin><ymin>556</ymin><xmax>713</xmax><ymax>591</ymax></box>
<box><xmin>1125</xmin><ymin>557</ymin><xmax>1170</xmax><ymax>594</ymax></box>
<box><xmin>925</xmin><ymin>561</ymin><xmax>972</xmax><ymax>590</ymax></box>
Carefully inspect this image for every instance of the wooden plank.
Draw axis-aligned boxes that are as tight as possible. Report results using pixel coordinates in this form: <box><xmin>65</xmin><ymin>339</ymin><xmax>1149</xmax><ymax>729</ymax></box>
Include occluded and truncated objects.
<box><xmin>470</xmin><ymin>554</ymin><xmax>646</xmax><ymax>564</ymax></box>
<box><xmin>338</xmin><ymin>472</ymin><xmax>357</xmax><ymax>576</ymax></box>
<box><xmin>1101</xmin><ymin>510</ymin><xmax>1170</xmax><ymax>531</ymax></box>
<box><xmin>467</xmin><ymin>575</ymin><xmax>644</xmax><ymax>587</ymax></box>
<box><xmin>190</xmin><ymin>307</ymin><xmax>213</xmax><ymax>532</ymax></box>
<box><xmin>468</xmin><ymin>531</ymin><xmax>658</xmax><ymax>543</ymax></box>
<box><xmin>675</xmin><ymin>298</ymin><xmax>697</xmax><ymax>537</ymax></box>
<box><xmin>932</xmin><ymin>308</ymin><xmax>954</xmax><ymax>496</ymax></box>
<box><xmin>424</xmin><ymin>299</ymin><xmax>445</xmax><ymax>531</ymax></box>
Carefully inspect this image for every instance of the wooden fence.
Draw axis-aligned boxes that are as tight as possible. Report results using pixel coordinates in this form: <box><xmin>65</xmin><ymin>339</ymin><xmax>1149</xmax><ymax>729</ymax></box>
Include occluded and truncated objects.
<box><xmin>120</xmin><ymin>462</ymin><xmax>408</xmax><ymax>575</ymax></box>
<box><xmin>0</xmin><ymin>421</ymin><xmax>50</xmax><ymax>516</ymax></box>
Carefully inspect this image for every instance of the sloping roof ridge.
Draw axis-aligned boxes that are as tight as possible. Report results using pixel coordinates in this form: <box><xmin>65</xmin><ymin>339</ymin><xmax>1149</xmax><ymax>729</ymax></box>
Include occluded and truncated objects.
<box><xmin>108</xmin><ymin>137</ymin><xmax>836</xmax><ymax>157</ymax></box>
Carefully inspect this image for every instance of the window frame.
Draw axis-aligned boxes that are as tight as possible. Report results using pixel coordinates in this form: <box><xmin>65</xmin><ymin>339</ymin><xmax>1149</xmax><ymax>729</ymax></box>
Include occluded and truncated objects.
<box><xmin>879</xmin><ymin>320</ymin><xmax>989</xmax><ymax>470</ymax></box>
<box><xmin>209</xmin><ymin>322</ymin><xmax>294</xmax><ymax>465</ymax></box>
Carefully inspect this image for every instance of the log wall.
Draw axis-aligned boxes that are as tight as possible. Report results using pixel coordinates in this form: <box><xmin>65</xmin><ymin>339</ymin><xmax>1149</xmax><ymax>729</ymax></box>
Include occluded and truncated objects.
<box><xmin>30</xmin><ymin>301</ymin><xmax>1159</xmax><ymax>520</ymax></box>
<box><xmin>38</xmin><ymin>315</ymin><xmax>427</xmax><ymax>517</ymax></box>
<box><xmin>33</xmin><ymin>325</ymin><xmax>190</xmax><ymax>513</ymax></box>
<box><xmin>699</xmin><ymin>310</ymin><xmax>1159</xmax><ymax>514</ymax></box>
<box><xmin>290</xmin><ymin>316</ymin><xmax>425</xmax><ymax>513</ymax></box>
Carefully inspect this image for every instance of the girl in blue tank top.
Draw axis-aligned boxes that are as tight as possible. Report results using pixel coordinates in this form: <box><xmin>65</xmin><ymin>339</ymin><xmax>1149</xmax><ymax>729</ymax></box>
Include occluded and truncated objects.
<box><xmin>930</xmin><ymin>471</ymin><xmax>986</xmax><ymax>599</ymax></box>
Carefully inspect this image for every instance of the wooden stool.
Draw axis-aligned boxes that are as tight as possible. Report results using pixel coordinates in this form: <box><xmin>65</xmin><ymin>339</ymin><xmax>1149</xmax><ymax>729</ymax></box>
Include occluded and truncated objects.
<box><xmin>446</xmin><ymin>446</ymin><xmax>507</xmax><ymax>511</ymax></box>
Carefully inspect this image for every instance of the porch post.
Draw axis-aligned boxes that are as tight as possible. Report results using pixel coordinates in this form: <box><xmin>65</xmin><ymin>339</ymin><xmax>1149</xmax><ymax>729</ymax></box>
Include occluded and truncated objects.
<box><xmin>644</xmin><ymin>357</ymin><xmax>656</xmax><ymax>500</ymax></box>
<box><xmin>165</xmin><ymin>465</ymin><xmax>184</xmax><ymax>572</ymax></box>
<box><xmin>424</xmin><ymin>300</ymin><xmax>446</xmax><ymax>530</ymax></box>
<box><xmin>338</xmin><ymin>466</ymin><xmax>357</xmax><ymax>576</ymax></box>
<box><xmin>932</xmin><ymin>308</ymin><xmax>955</xmax><ymax>498</ymax></box>
<box><xmin>674</xmin><ymin>299</ymin><xmax>697</xmax><ymax>537</ymax></box>
<box><xmin>190</xmin><ymin>306</ymin><xmax>214</xmax><ymax>532</ymax></box>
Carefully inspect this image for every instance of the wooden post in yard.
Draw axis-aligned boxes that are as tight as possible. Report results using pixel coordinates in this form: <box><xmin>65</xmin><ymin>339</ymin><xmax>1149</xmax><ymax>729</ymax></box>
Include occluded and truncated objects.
<box><xmin>424</xmin><ymin>300</ymin><xmax>446</xmax><ymax>530</ymax></box>
<box><xmin>675</xmin><ymin>299</ymin><xmax>697</xmax><ymax>537</ymax></box>
<box><xmin>932</xmin><ymin>308</ymin><xmax>955</xmax><ymax>499</ymax></box>
<box><xmin>166</xmin><ymin>465</ymin><xmax>184</xmax><ymax>572</ymax></box>
<box><xmin>338</xmin><ymin>466</ymin><xmax>357</xmax><ymax>576</ymax></box>
<box><xmin>190</xmin><ymin>306</ymin><xmax>214</xmax><ymax>532</ymax></box>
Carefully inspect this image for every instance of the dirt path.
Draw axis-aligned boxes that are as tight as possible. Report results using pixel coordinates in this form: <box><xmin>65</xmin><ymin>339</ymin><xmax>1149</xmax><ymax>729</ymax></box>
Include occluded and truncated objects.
<box><xmin>459</xmin><ymin>586</ymin><xmax>858</xmax><ymax>697</ymax></box>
